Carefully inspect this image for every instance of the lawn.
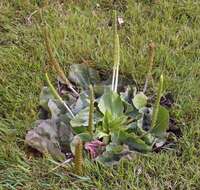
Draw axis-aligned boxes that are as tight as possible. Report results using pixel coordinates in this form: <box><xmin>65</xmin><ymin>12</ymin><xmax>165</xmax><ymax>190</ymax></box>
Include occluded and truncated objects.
<box><xmin>0</xmin><ymin>0</ymin><xmax>200</xmax><ymax>189</ymax></box>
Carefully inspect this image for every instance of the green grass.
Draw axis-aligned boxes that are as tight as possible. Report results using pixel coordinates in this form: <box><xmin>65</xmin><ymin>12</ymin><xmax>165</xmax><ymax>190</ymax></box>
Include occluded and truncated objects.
<box><xmin>1</xmin><ymin>0</ymin><xmax>200</xmax><ymax>189</ymax></box>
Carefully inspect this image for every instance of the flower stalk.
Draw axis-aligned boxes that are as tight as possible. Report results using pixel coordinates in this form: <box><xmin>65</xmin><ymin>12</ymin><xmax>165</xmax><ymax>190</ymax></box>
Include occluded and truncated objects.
<box><xmin>112</xmin><ymin>10</ymin><xmax>120</xmax><ymax>92</ymax></box>
<box><xmin>88</xmin><ymin>85</ymin><xmax>94</xmax><ymax>136</ymax></box>
<box><xmin>143</xmin><ymin>42</ymin><xmax>156</xmax><ymax>93</ymax></box>
<box><xmin>43</xmin><ymin>26</ymin><xmax>79</xmax><ymax>97</ymax></box>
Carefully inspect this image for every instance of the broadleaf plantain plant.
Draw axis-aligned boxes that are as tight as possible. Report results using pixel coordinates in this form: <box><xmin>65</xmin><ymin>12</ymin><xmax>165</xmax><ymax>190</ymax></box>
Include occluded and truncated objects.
<box><xmin>25</xmin><ymin>10</ymin><xmax>178</xmax><ymax>168</ymax></box>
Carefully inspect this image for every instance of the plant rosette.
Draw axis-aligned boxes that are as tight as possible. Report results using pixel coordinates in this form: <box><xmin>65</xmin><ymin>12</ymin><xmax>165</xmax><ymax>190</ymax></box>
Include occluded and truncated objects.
<box><xmin>26</xmin><ymin>11</ymin><xmax>180</xmax><ymax>167</ymax></box>
<box><xmin>25</xmin><ymin>63</ymin><xmax>178</xmax><ymax>166</ymax></box>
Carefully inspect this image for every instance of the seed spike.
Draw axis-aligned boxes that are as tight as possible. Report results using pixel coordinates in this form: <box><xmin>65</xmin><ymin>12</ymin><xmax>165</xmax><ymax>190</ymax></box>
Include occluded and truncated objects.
<box><xmin>43</xmin><ymin>25</ymin><xmax>79</xmax><ymax>97</ymax></box>
<box><xmin>74</xmin><ymin>137</ymin><xmax>83</xmax><ymax>176</ymax></box>
<box><xmin>143</xmin><ymin>42</ymin><xmax>156</xmax><ymax>93</ymax></box>
<box><xmin>114</xmin><ymin>10</ymin><xmax>117</xmax><ymax>35</ymax></box>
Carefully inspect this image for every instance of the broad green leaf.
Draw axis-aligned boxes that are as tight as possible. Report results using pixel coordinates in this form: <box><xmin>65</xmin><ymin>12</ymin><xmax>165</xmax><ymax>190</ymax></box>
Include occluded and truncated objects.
<box><xmin>70</xmin><ymin>109</ymin><xmax>88</xmax><ymax>126</ymax></box>
<box><xmin>70</xmin><ymin>107</ymin><xmax>102</xmax><ymax>128</ymax></box>
<box><xmin>25</xmin><ymin>119</ymin><xmax>72</xmax><ymax>161</ymax></box>
<box><xmin>115</xmin><ymin>131</ymin><xmax>152</xmax><ymax>153</ymax></box>
<box><xmin>39</xmin><ymin>87</ymin><xmax>54</xmax><ymax>110</ymax></box>
<box><xmin>102</xmin><ymin>111</ymin><xmax>127</xmax><ymax>133</ymax></box>
<box><xmin>96</xmin><ymin>151</ymin><xmax>118</xmax><ymax>165</ymax></box>
<box><xmin>125</xmin><ymin>122</ymin><xmax>138</xmax><ymax>132</ymax></box>
<box><xmin>124</xmin><ymin>102</ymin><xmax>140</xmax><ymax>118</ymax></box>
<box><xmin>78</xmin><ymin>132</ymin><xmax>93</xmax><ymax>142</ymax></box>
<box><xmin>48</xmin><ymin>99</ymin><xmax>77</xmax><ymax>120</ymax></box>
<box><xmin>106</xmin><ymin>143</ymin><xmax>124</xmax><ymax>153</ymax></box>
<box><xmin>96</xmin><ymin>144</ymin><xmax>136</xmax><ymax>166</ymax></box>
<box><xmin>98</xmin><ymin>91</ymin><xmax>124</xmax><ymax>117</ymax></box>
<box><xmin>94</xmin><ymin>131</ymin><xmax>109</xmax><ymax>139</ymax></box>
<box><xmin>120</xmin><ymin>85</ymin><xmax>136</xmax><ymax>103</ymax></box>
<box><xmin>126</xmin><ymin>123</ymin><xmax>155</xmax><ymax>145</ymax></box>
<box><xmin>108</xmin><ymin>115</ymin><xmax>127</xmax><ymax>132</ymax></box>
<box><xmin>70</xmin><ymin>91</ymin><xmax>89</xmax><ymax>114</ymax></box>
<box><xmin>100</xmin><ymin>111</ymin><xmax>112</xmax><ymax>134</ymax></box>
<box><xmin>48</xmin><ymin>99</ymin><xmax>66</xmax><ymax>119</ymax></box>
<box><xmin>151</xmin><ymin>106</ymin><xmax>169</xmax><ymax>138</ymax></box>
<box><xmin>72</xmin><ymin>126</ymin><xmax>87</xmax><ymax>134</ymax></box>
<box><xmin>93</xmin><ymin>85</ymin><xmax>111</xmax><ymax>98</ymax></box>
<box><xmin>68</xmin><ymin>64</ymin><xmax>100</xmax><ymax>88</ymax></box>
<box><xmin>57</xmin><ymin>118</ymin><xmax>74</xmax><ymax>153</ymax></box>
<box><xmin>132</xmin><ymin>92</ymin><xmax>148</xmax><ymax>109</ymax></box>
<box><xmin>142</xmin><ymin>133</ymin><xmax>155</xmax><ymax>145</ymax></box>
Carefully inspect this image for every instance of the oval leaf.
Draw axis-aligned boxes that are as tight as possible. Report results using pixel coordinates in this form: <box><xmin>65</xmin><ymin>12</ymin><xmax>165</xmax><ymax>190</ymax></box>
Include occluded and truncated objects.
<box><xmin>70</xmin><ymin>107</ymin><xmax>102</xmax><ymax>128</ymax></box>
<box><xmin>39</xmin><ymin>87</ymin><xmax>55</xmax><ymax>110</ymax></box>
<box><xmin>132</xmin><ymin>92</ymin><xmax>147</xmax><ymax>109</ymax></box>
<box><xmin>69</xmin><ymin>64</ymin><xmax>100</xmax><ymax>88</ymax></box>
<box><xmin>115</xmin><ymin>131</ymin><xmax>152</xmax><ymax>153</ymax></box>
<box><xmin>151</xmin><ymin>106</ymin><xmax>169</xmax><ymax>138</ymax></box>
<box><xmin>98</xmin><ymin>91</ymin><xmax>124</xmax><ymax>117</ymax></box>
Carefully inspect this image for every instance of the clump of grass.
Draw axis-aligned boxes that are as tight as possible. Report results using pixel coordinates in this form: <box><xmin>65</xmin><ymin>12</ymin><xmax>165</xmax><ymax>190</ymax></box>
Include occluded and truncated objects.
<box><xmin>41</xmin><ymin>0</ymin><xmax>49</xmax><ymax>8</ymax></box>
<box><xmin>20</xmin><ymin>0</ymin><xmax>30</xmax><ymax>7</ymax></box>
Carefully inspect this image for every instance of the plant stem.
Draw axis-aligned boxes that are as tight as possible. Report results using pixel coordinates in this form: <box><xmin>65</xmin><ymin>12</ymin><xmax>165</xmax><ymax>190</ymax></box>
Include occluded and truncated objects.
<box><xmin>112</xmin><ymin>10</ymin><xmax>120</xmax><ymax>92</ymax></box>
<box><xmin>114</xmin><ymin>33</ymin><xmax>120</xmax><ymax>92</ymax></box>
<box><xmin>151</xmin><ymin>74</ymin><xmax>164</xmax><ymax>129</ymax></box>
<box><xmin>88</xmin><ymin>85</ymin><xmax>94</xmax><ymax>136</ymax></box>
<box><xmin>143</xmin><ymin>42</ymin><xmax>156</xmax><ymax>93</ymax></box>
<box><xmin>74</xmin><ymin>138</ymin><xmax>83</xmax><ymax>176</ymax></box>
<box><xmin>111</xmin><ymin>65</ymin><xmax>116</xmax><ymax>91</ymax></box>
<box><xmin>45</xmin><ymin>73</ymin><xmax>75</xmax><ymax>118</ymax></box>
<box><xmin>43</xmin><ymin>26</ymin><xmax>79</xmax><ymax>97</ymax></box>
<box><xmin>111</xmin><ymin>10</ymin><xmax>117</xmax><ymax>91</ymax></box>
